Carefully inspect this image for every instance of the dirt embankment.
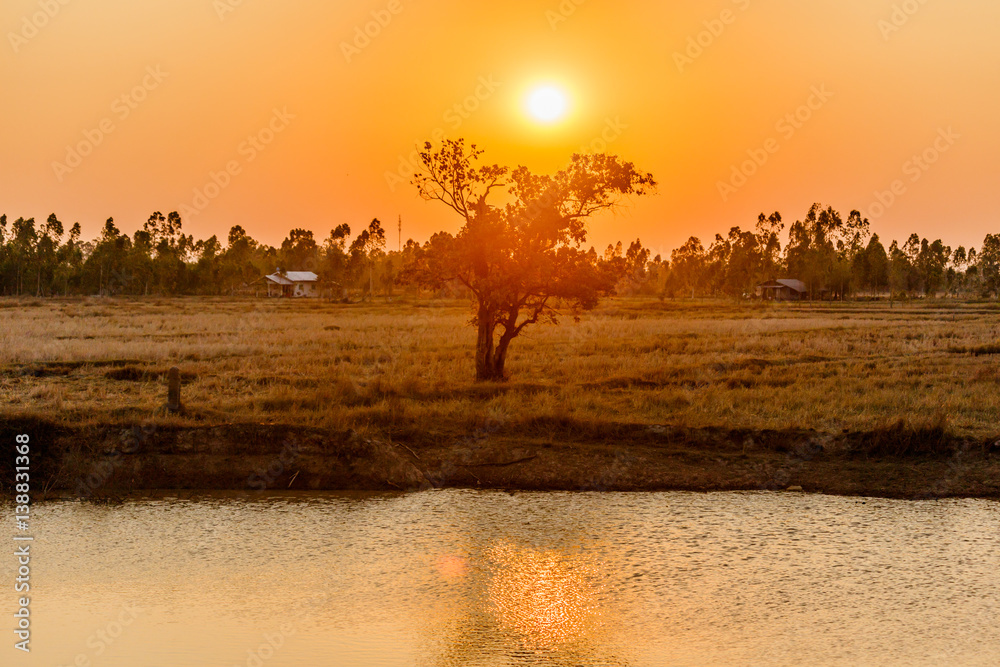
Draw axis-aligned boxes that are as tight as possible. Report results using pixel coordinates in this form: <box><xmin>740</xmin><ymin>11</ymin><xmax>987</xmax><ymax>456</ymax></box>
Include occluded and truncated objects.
<box><xmin>1</xmin><ymin>417</ymin><xmax>998</xmax><ymax>500</ymax></box>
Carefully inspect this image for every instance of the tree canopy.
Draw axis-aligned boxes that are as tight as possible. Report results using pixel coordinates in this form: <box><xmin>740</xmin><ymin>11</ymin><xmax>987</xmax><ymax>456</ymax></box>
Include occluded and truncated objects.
<box><xmin>404</xmin><ymin>139</ymin><xmax>656</xmax><ymax>381</ymax></box>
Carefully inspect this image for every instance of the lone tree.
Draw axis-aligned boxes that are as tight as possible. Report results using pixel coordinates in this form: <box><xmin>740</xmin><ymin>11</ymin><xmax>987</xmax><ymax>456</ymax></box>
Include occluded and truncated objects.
<box><xmin>406</xmin><ymin>139</ymin><xmax>655</xmax><ymax>381</ymax></box>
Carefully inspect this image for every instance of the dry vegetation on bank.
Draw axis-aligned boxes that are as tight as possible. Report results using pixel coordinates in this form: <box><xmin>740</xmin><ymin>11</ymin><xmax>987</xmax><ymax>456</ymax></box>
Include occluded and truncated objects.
<box><xmin>2</xmin><ymin>296</ymin><xmax>999</xmax><ymax>440</ymax></box>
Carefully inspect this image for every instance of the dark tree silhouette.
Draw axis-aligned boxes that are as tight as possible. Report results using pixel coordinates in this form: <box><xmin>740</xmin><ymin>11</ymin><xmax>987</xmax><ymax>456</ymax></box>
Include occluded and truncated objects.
<box><xmin>406</xmin><ymin>139</ymin><xmax>655</xmax><ymax>381</ymax></box>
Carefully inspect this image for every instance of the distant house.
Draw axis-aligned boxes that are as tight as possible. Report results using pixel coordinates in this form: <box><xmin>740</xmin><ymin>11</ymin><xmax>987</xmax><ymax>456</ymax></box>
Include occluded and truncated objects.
<box><xmin>756</xmin><ymin>279</ymin><xmax>808</xmax><ymax>301</ymax></box>
<box><xmin>264</xmin><ymin>270</ymin><xmax>319</xmax><ymax>298</ymax></box>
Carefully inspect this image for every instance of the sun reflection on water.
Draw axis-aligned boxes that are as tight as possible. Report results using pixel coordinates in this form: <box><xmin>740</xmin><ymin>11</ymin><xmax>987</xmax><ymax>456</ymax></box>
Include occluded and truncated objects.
<box><xmin>485</xmin><ymin>540</ymin><xmax>609</xmax><ymax>648</ymax></box>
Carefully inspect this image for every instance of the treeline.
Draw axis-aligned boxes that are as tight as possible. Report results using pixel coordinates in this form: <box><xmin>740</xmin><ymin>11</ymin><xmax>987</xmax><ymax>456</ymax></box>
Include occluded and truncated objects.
<box><xmin>1</xmin><ymin>203</ymin><xmax>998</xmax><ymax>299</ymax></box>
<box><xmin>0</xmin><ymin>212</ymin><xmax>395</xmax><ymax>297</ymax></box>
<box><xmin>656</xmin><ymin>204</ymin><xmax>1000</xmax><ymax>299</ymax></box>
<box><xmin>0</xmin><ymin>209</ymin><xmax>632</xmax><ymax>299</ymax></box>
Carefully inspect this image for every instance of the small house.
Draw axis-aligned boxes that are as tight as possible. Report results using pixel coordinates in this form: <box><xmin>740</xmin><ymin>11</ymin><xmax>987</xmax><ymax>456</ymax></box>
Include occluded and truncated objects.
<box><xmin>264</xmin><ymin>270</ymin><xmax>319</xmax><ymax>298</ymax></box>
<box><xmin>756</xmin><ymin>279</ymin><xmax>808</xmax><ymax>301</ymax></box>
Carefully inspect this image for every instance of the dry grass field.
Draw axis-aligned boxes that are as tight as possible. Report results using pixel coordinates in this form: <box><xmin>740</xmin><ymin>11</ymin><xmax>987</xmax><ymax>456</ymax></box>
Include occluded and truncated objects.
<box><xmin>3</xmin><ymin>296</ymin><xmax>1000</xmax><ymax>497</ymax></box>
<box><xmin>2</xmin><ymin>296</ymin><xmax>999</xmax><ymax>438</ymax></box>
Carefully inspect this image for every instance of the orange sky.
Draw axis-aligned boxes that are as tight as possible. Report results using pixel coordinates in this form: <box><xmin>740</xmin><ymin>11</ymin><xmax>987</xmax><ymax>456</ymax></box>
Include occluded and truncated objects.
<box><xmin>3</xmin><ymin>0</ymin><xmax>999</xmax><ymax>256</ymax></box>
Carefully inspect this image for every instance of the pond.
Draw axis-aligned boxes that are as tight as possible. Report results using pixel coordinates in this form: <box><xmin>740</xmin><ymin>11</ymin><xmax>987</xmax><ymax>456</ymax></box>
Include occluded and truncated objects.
<box><xmin>5</xmin><ymin>490</ymin><xmax>998</xmax><ymax>666</ymax></box>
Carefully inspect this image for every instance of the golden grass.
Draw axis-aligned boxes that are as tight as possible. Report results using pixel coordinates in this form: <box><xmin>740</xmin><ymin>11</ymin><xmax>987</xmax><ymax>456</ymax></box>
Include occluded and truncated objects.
<box><xmin>2</xmin><ymin>296</ymin><xmax>999</xmax><ymax>438</ymax></box>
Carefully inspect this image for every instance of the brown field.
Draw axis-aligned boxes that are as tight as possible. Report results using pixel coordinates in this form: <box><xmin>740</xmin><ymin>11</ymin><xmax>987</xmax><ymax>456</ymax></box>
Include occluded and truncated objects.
<box><xmin>2</xmin><ymin>296</ymin><xmax>999</xmax><ymax>497</ymax></box>
<box><xmin>3</xmin><ymin>296</ymin><xmax>1000</xmax><ymax>434</ymax></box>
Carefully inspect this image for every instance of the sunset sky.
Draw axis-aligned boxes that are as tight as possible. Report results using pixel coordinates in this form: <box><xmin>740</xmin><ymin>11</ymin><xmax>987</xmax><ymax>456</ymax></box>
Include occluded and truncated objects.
<box><xmin>3</xmin><ymin>0</ymin><xmax>999</xmax><ymax>256</ymax></box>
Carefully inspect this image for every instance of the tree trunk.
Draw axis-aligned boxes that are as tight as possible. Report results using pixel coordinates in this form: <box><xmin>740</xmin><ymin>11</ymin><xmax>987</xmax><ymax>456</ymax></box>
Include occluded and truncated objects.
<box><xmin>477</xmin><ymin>309</ymin><xmax>524</xmax><ymax>381</ymax></box>
<box><xmin>475</xmin><ymin>326</ymin><xmax>497</xmax><ymax>381</ymax></box>
<box><xmin>493</xmin><ymin>331</ymin><xmax>515</xmax><ymax>380</ymax></box>
<box><xmin>474</xmin><ymin>303</ymin><xmax>503</xmax><ymax>381</ymax></box>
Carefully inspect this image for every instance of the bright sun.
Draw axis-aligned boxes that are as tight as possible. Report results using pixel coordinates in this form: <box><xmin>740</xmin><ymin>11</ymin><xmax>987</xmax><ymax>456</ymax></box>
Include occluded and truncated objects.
<box><xmin>526</xmin><ymin>86</ymin><xmax>568</xmax><ymax>123</ymax></box>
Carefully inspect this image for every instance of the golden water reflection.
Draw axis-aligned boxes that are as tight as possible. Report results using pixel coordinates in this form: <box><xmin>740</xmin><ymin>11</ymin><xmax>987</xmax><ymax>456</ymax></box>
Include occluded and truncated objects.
<box><xmin>485</xmin><ymin>540</ymin><xmax>607</xmax><ymax>647</ymax></box>
<box><xmin>419</xmin><ymin>537</ymin><xmax>634</xmax><ymax>667</ymax></box>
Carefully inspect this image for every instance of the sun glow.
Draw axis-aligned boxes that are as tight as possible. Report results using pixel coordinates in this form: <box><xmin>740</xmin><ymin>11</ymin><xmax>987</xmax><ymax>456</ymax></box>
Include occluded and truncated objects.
<box><xmin>526</xmin><ymin>85</ymin><xmax>568</xmax><ymax>123</ymax></box>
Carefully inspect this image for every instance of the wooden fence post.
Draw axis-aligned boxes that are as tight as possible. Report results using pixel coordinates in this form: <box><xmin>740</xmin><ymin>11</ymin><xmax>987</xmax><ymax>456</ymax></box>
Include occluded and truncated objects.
<box><xmin>166</xmin><ymin>367</ymin><xmax>182</xmax><ymax>413</ymax></box>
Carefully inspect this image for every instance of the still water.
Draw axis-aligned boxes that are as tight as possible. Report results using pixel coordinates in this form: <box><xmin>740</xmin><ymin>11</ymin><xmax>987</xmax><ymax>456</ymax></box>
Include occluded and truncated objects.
<box><xmin>6</xmin><ymin>490</ymin><xmax>999</xmax><ymax>666</ymax></box>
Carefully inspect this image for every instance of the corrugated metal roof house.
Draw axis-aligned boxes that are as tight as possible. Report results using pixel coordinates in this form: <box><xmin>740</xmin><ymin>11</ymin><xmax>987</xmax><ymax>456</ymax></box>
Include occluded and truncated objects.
<box><xmin>756</xmin><ymin>279</ymin><xmax>808</xmax><ymax>300</ymax></box>
<box><xmin>265</xmin><ymin>270</ymin><xmax>319</xmax><ymax>297</ymax></box>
